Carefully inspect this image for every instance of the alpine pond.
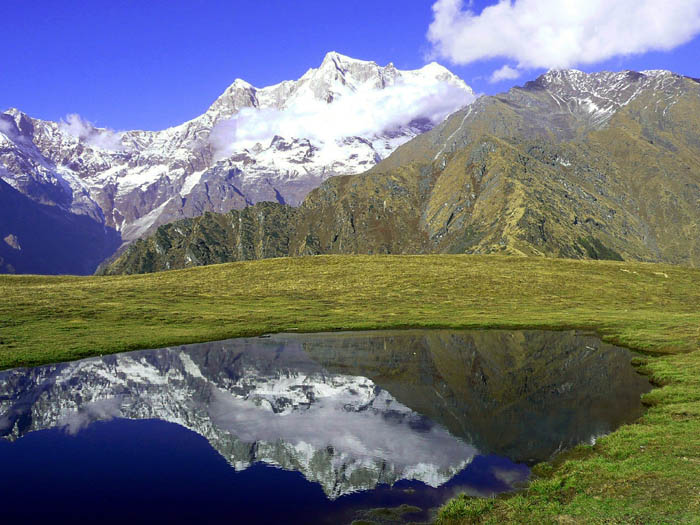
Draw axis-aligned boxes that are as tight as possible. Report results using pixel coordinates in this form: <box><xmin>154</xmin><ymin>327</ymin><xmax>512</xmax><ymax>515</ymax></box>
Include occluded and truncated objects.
<box><xmin>0</xmin><ymin>330</ymin><xmax>651</xmax><ymax>524</ymax></box>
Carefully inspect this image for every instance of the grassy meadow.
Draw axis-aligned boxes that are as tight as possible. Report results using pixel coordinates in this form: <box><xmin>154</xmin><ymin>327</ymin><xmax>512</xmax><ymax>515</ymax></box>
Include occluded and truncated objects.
<box><xmin>1</xmin><ymin>254</ymin><xmax>699</xmax><ymax>523</ymax></box>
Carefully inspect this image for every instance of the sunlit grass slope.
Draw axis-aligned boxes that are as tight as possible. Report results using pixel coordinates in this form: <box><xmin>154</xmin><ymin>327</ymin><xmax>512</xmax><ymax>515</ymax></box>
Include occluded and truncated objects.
<box><xmin>1</xmin><ymin>254</ymin><xmax>699</xmax><ymax>523</ymax></box>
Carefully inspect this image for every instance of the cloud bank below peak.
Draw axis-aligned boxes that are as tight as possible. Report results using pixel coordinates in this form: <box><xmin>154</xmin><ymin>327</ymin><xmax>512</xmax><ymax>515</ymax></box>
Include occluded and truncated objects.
<box><xmin>209</xmin><ymin>74</ymin><xmax>475</xmax><ymax>160</ymax></box>
<box><xmin>59</xmin><ymin>113</ymin><xmax>125</xmax><ymax>151</ymax></box>
<box><xmin>428</xmin><ymin>0</ymin><xmax>700</xmax><ymax>75</ymax></box>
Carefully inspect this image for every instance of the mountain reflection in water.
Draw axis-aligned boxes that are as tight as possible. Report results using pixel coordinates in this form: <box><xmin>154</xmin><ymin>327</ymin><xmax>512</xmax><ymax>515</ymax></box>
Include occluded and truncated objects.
<box><xmin>0</xmin><ymin>329</ymin><xmax>651</xmax><ymax>523</ymax></box>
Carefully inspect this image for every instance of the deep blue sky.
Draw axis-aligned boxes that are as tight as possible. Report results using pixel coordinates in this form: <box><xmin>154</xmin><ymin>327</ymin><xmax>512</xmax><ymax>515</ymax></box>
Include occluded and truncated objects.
<box><xmin>3</xmin><ymin>0</ymin><xmax>700</xmax><ymax>131</ymax></box>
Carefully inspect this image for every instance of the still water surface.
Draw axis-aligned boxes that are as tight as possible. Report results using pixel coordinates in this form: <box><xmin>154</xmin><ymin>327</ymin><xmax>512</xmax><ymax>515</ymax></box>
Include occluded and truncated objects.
<box><xmin>0</xmin><ymin>330</ymin><xmax>651</xmax><ymax>524</ymax></box>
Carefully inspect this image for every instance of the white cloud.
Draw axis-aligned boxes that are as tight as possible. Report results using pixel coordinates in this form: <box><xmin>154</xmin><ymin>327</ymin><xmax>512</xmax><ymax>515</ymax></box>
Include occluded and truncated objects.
<box><xmin>209</xmin><ymin>385</ymin><xmax>477</xmax><ymax>471</ymax></box>
<box><xmin>428</xmin><ymin>0</ymin><xmax>700</xmax><ymax>69</ymax></box>
<box><xmin>58</xmin><ymin>398</ymin><xmax>123</xmax><ymax>435</ymax></box>
<box><xmin>489</xmin><ymin>64</ymin><xmax>521</xmax><ymax>83</ymax></box>
<box><xmin>59</xmin><ymin>113</ymin><xmax>125</xmax><ymax>151</ymax></box>
<box><xmin>0</xmin><ymin>114</ymin><xmax>33</xmax><ymax>147</ymax></box>
<box><xmin>0</xmin><ymin>117</ymin><xmax>14</xmax><ymax>135</ymax></box>
<box><xmin>209</xmin><ymin>75</ymin><xmax>475</xmax><ymax>160</ymax></box>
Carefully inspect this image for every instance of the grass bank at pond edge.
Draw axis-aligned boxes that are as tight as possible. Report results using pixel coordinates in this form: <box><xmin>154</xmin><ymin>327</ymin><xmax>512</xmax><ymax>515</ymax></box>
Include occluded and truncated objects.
<box><xmin>1</xmin><ymin>254</ymin><xmax>699</xmax><ymax>523</ymax></box>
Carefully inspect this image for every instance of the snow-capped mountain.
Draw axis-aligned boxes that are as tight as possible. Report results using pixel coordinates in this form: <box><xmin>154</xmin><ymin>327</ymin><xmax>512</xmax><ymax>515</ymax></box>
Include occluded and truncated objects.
<box><xmin>0</xmin><ymin>52</ymin><xmax>473</xmax><ymax>273</ymax></box>
<box><xmin>517</xmin><ymin>68</ymin><xmax>689</xmax><ymax>129</ymax></box>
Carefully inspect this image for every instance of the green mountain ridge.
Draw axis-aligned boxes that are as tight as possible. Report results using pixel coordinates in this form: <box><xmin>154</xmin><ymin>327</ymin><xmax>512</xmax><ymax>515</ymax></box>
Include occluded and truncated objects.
<box><xmin>100</xmin><ymin>69</ymin><xmax>700</xmax><ymax>275</ymax></box>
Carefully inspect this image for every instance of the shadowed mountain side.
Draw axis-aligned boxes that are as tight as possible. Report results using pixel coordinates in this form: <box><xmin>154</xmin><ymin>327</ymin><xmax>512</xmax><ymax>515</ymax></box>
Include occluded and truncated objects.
<box><xmin>0</xmin><ymin>179</ymin><xmax>121</xmax><ymax>274</ymax></box>
<box><xmin>100</xmin><ymin>70</ymin><xmax>700</xmax><ymax>274</ymax></box>
<box><xmin>301</xmin><ymin>330</ymin><xmax>652</xmax><ymax>463</ymax></box>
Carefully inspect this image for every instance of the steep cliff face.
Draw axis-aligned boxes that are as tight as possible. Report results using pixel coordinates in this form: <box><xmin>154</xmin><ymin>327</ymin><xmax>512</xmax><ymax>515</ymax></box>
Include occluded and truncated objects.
<box><xmin>103</xmin><ymin>69</ymin><xmax>700</xmax><ymax>274</ymax></box>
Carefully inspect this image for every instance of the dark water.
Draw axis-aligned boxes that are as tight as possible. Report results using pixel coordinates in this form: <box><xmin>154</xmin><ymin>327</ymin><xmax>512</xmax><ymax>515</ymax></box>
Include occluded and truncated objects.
<box><xmin>0</xmin><ymin>330</ymin><xmax>651</xmax><ymax>524</ymax></box>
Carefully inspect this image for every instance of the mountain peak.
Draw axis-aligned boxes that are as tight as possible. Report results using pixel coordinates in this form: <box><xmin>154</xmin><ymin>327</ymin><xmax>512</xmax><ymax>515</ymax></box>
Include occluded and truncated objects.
<box><xmin>320</xmin><ymin>51</ymin><xmax>371</xmax><ymax>69</ymax></box>
<box><xmin>422</xmin><ymin>61</ymin><xmax>449</xmax><ymax>71</ymax></box>
<box><xmin>529</xmin><ymin>67</ymin><xmax>686</xmax><ymax>93</ymax></box>
<box><xmin>539</xmin><ymin>68</ymin><xmax>586</xmax><ymax>84</ymax></box>
<box><xmin>1</xmin><ymin>53</ymin><xmax>474</xmax><ymax>256</ymax></box>
<box><xmin>4</xmin><ymin>108</ymin><xmax>25</xmax><ymax>119</ymax></box>
<box><xmin>640</xmin><ymin>69</ymin><xmax>674</xmax><ymax>77</ymax></box>
<box><xmin>231</xmin><ymin>78</ymin><xmax>254</xmax><ymax>89</ymax></box>
<box><xmin>535</xmin><ymin>67</ymin><xmax>681</xmax><ymax>86</ymax></box>
<box><xmin>527</xmin><ymin>68</ymin><xmax>640</xmax><ymax>93</ymax></box>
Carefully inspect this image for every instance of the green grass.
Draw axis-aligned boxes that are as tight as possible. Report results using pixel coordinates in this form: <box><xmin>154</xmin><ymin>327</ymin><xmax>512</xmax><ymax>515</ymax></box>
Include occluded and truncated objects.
<box><xmin>1</xmin><ymin>254</ymin><xmax>699</xmax><ymax>523</ymax></box>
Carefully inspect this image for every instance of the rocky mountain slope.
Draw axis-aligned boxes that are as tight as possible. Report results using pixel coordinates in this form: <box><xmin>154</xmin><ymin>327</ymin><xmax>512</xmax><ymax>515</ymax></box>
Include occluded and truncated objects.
<box><xmin>0</xmin><ymin>52</ymin><xmax>472</xmax><ymax>274</ymax></box>
<box><xmin>103</xmin><ymin>68</ymin><xmax>700</xmax><ymax>274</ymax></box>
